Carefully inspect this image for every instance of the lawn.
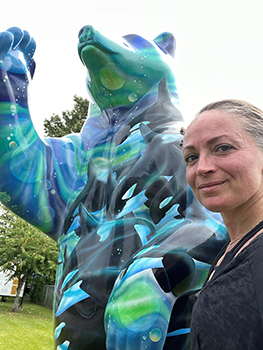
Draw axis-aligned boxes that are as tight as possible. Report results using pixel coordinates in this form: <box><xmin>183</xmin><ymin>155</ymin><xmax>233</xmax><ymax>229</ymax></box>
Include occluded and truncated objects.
<box><xmin>0</xmin><ymin>298</ymin><xmax>54</xmax><ymax>349</ymax></box>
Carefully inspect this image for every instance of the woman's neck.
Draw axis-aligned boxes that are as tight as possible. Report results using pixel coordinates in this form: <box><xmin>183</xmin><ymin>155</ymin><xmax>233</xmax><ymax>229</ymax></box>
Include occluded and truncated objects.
<box><xmin>222</xmin><ymin>205</ymin><xmax>263</xmax><ymax>241</ymax></box>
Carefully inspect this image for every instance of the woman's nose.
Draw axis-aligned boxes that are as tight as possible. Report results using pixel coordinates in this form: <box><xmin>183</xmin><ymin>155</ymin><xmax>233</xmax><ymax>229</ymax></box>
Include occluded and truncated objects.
<box><xmin>196</xmin><ymin>154</ymin><xmax>215</xmax><ymax>176</ymax></box>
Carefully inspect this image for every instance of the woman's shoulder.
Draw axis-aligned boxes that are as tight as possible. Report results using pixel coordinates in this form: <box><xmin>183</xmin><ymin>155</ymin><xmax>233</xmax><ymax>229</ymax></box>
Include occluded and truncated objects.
<box><xmin>247</xmin><ymin>232</ymin><xmax>263</xmax><ymax>319</ymax></box>
<box><xmin>248</xmin><ymin>230</ymin><xmax>263</xmax><ymax>256</ymax></box>
<box><xmin>241</xmin><ymin>231</ymin><xmax>263</xmax><ymax>273</ymax></box>
<box><xmin>237</xmin><ymin>230</ymin><xmax>263</xmax><ymax>260</ymax></box>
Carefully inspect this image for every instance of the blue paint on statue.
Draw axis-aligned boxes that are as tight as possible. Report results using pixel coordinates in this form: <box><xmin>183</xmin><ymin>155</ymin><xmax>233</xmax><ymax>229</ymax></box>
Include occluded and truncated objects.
<box><xmin>0</xmin><ymin>25</ymin><xmax>228</xmax><ymax>349</ymax></box>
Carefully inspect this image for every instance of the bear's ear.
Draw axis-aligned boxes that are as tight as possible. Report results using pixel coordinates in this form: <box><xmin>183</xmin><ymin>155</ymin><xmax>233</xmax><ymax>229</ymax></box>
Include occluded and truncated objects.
<box><xmin>123</xmin><ymin>34</ymin><xmax>153</xmax><ymax>51</ymax></box>
<box><xmin>153</xmin><ymin>32</ymin><xmax>176</xmax><ymax>57</ymax></box>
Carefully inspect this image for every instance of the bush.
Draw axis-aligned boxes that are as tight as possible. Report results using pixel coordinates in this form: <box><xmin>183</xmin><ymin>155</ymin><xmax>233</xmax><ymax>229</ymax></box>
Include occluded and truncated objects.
<box><xmin>30</xmin><ymin>275</ymin><xmax>54</xmax><ymax>306</ymax></box>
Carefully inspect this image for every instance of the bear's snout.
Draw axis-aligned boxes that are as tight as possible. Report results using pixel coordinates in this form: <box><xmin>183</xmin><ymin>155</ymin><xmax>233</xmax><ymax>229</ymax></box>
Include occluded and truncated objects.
<box><xmin>78</xmin><ymin>25</ymin><xmax>95</xmax><ymax>42</ymax></box>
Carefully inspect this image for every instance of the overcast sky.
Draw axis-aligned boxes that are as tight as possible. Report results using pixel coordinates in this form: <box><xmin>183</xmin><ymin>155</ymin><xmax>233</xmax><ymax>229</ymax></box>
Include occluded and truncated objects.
<box><xmin>1</xmin><ymin>0</ymin><xmax>263</xmax><ymax>136</ymax></box>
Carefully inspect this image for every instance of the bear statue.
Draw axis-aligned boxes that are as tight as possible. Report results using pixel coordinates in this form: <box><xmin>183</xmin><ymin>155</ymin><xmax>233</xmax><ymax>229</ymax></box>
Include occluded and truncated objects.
<box><xmin>0</xmin><ymin>25</ymin><xmax>228</xmax><ymax>350</ymax></box>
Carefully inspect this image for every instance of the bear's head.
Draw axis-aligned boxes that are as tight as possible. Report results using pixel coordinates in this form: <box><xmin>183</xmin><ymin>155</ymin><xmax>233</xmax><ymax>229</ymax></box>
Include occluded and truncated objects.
<box><xmin>78</xmin><ymin>25</ymin><xmax>179</xmax><ymax>111</ymax></box>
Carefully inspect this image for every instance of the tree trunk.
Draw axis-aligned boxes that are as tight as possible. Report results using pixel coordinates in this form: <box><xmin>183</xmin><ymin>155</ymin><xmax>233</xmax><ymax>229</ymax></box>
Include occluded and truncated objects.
<box><xmin>12</xmin><ymin>276</ymin><xmax>26</xmax><ymax>312</ymax></box>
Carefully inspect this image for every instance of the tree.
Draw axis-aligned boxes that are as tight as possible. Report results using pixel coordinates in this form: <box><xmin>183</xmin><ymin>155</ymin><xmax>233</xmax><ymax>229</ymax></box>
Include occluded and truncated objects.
<box><xmin>0</xmin><ymin>206</ymin><xmax>58</xmax><ymax>312</ymax></box>
<box><xmin>44</xmin><ymin>95</ymin><xmax>89</xmax><ymax>137</ymax></box>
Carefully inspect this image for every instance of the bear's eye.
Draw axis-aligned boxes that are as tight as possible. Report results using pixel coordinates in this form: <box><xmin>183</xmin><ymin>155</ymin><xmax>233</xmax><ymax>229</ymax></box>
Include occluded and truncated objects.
<box><xmin>78</xmin><ymin>27</ymin><xmax>86</xmax><ymax>38</ymax></box>
<box><xmin>121</xmin><ymin>42</ymin><xmax>133</xmax><ymax>51</ymax></box>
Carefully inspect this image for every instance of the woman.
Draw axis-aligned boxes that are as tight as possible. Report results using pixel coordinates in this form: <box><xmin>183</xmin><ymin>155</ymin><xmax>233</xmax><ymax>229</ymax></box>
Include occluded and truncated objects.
<box><xmin>183</xmin><ymin>99</ymin><xmax>263</xmax><ymax>349</ymax></box>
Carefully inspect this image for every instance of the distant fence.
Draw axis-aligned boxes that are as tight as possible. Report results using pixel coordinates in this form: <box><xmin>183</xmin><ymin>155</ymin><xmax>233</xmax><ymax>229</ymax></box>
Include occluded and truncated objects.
<box><xmin>43</xmin><ymin>285</ymin><xmax>54</xmax><ymax>309</ymax></box>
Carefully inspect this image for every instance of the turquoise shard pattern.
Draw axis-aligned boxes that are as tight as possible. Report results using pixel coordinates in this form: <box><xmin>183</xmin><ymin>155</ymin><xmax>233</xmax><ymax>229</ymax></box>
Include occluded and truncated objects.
<box><xmin>0</xmin><ymin>25</ymin><xmax>228</xmax><ymax>349</ymax></box>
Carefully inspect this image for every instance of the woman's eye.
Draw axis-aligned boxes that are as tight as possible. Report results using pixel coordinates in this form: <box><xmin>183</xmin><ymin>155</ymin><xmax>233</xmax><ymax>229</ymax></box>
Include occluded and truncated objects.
<box><xmin>216</xmin><ymin>144</ymin><xmax>233</xmax><ymax>152</ymax></box>
<box><xmin>184</xmin><ymin>154</ymin><xmax>198</xmax><ymax>164</ymax></box>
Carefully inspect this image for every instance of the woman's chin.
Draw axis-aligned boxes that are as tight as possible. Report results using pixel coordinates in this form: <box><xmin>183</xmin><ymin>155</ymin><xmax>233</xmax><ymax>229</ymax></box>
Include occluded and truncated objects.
<box><xmin>199</xmin><ymin>198</ymin><xmax>226</xmax><ymax>214</ymax></box>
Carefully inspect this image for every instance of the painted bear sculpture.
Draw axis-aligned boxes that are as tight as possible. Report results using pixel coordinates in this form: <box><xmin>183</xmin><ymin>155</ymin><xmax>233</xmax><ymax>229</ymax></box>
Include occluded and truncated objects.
<box><xmin>0</xmin><ymin>25</ymin><xmax>228</xmax><ymax>349</ymax></box>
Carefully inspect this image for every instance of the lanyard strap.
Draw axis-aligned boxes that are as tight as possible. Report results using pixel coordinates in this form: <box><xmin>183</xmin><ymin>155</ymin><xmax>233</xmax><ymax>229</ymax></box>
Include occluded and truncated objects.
<box><xmin>206</xmin><ymin>220</ymin><xmax>263</xmax><ymax>282</ymax></box>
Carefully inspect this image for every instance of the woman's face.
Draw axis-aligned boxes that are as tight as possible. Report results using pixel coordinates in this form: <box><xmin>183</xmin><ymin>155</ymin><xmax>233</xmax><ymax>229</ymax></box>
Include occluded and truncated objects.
<box><xmin>183</xmin><ymin>109</ymin><xmax>263</xmax><ymax>215</ymax></box>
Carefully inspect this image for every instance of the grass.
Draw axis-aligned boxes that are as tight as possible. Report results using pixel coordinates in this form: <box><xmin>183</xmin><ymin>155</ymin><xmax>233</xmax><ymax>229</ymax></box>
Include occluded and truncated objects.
<box><xmin>0</xmin><ymin>297</ymin><xmax>54</xmax><ymax>349</ymax></box>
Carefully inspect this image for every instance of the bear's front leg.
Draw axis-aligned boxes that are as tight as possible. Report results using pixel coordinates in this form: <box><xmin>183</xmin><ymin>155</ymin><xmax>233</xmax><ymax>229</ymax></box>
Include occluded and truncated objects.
<box><xmin>0</xmin><ymin>28</ymin><xmax>58</xmax><ymax>236</ymax></box>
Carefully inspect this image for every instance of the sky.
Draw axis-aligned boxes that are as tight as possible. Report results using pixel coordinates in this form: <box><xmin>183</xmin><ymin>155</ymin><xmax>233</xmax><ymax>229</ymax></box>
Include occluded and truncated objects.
<box><xmin>1</xmin><ymin>0</ymin><xmax>263</xmax><ymax>136</ymax></box>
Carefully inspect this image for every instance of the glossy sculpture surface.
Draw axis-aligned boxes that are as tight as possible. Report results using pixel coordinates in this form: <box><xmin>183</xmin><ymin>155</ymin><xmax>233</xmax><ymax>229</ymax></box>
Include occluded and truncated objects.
<box><xmin>0</xmin><ymin>26</ymin><xmax>228</xmax><ymax>349</ymax></box>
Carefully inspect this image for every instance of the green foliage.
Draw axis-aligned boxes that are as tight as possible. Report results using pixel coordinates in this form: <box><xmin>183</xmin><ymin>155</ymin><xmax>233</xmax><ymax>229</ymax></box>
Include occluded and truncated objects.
<box><xmin>43</xmin><ymin>95</ymin><xmax>89</xmax><ymax>137</ymax></box>
<box><xmin>0</xmin><ymin>205</ymin><xmax>58</xmax><ymax>292</ymax></box>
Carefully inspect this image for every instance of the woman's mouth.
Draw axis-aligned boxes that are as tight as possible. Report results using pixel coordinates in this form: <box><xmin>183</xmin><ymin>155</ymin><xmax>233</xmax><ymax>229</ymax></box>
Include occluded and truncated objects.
<box><xmin>198</xmin><ymin>181</ymin><xmax>226</xmax><ymax>193</ymax></box>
